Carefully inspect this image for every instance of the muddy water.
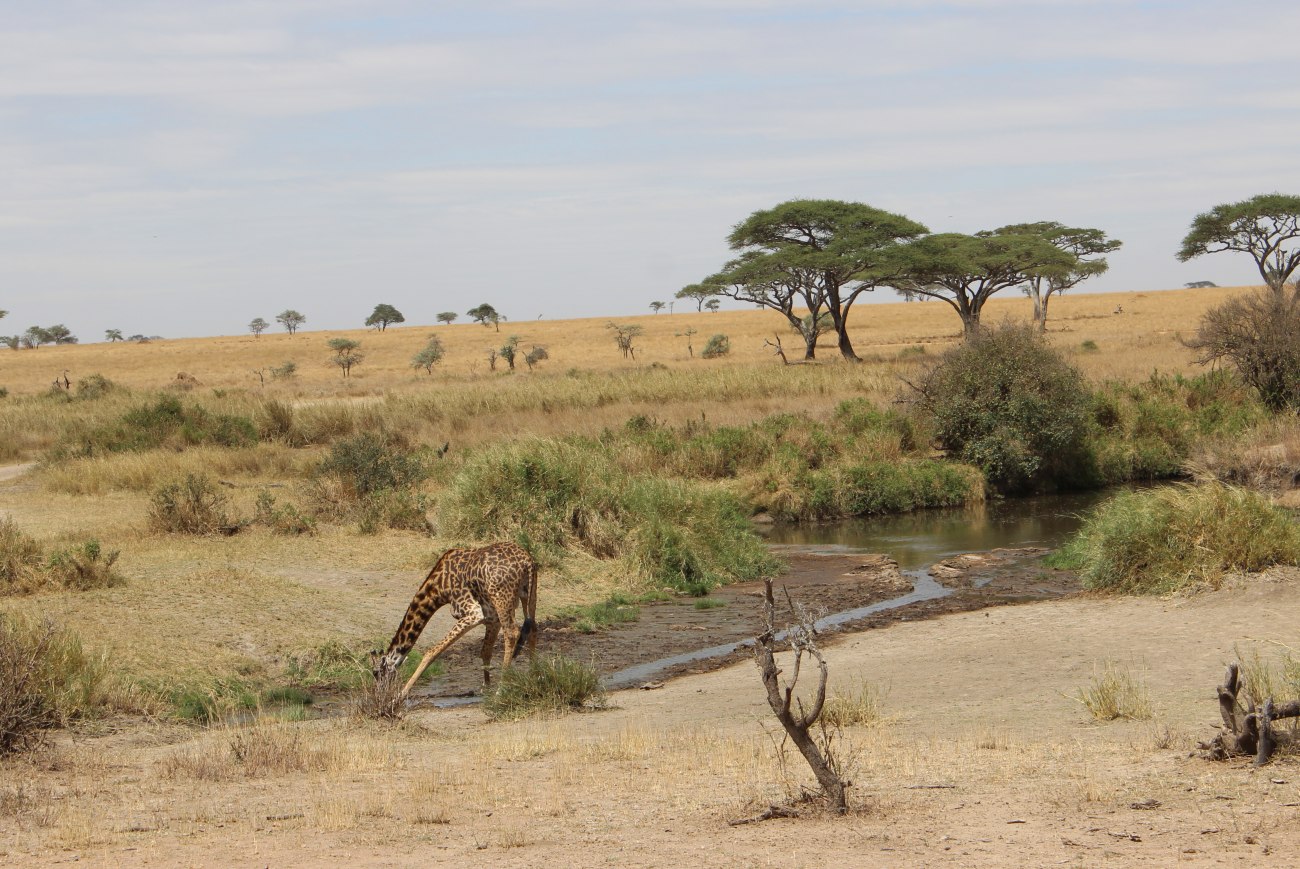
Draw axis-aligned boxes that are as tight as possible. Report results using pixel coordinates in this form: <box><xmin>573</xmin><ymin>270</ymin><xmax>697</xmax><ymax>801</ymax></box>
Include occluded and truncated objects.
<box><xmin>760</xmin><ymin>489</ymin><xmax>1112</xmax><ymax>569</ymax></box>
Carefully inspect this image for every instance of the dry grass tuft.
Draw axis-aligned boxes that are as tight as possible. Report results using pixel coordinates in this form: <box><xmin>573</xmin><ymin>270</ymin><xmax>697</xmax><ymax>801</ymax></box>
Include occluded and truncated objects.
<box><xmin>821</xmin><ymin>680</ymin><xmax>887</xmax><ymax>728</ymax></box>
<box><xmin>351</xmin><ymin>673</ymin><xmax>406</xmax><ymax>721</ymax></box>
<box><xmin>1075</xmin><ymin>661</ymin><xmax>1153</xmax><ymax>721</ymax></box>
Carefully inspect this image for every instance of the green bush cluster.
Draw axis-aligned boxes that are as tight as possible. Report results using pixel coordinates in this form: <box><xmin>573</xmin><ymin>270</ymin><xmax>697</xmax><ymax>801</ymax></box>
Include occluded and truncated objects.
<box><xmin>1051</xmin><ymin>483</ymin><xmax>1300</xmax><ymax>594</ymax></box>
<box><xmin>64</xmin><ymin>395</ymin><xmax>256</xmax><ymax>457</ymax></box>
<box><xmin>439</xmin><ymin>438</ymin><xmax>778</xmax><ymax>594</ymax></box>
<box><xmin>911</xmin><ymin>322</ymin><xmax>1092</xmax><ymax>493</ymax></box>
<box><xmin>311</xmin><ymin>432</ymin><xmax>431</xmax><ymax>533</ymax></box>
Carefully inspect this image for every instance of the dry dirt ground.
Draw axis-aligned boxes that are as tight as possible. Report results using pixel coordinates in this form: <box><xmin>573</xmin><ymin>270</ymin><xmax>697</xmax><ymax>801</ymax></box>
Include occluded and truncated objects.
<box><xmin>6</xmin><ymin>566</ymin><xmax>1300</xmax><ymax>867</ymax></box>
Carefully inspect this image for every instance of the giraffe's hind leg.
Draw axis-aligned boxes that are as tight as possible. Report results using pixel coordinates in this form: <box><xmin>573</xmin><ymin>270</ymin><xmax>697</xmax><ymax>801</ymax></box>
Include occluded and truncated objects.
<box><xmin>480</xmin><ymin>620</ymin><xmax>500</xmax><ymax>688</ymax></box>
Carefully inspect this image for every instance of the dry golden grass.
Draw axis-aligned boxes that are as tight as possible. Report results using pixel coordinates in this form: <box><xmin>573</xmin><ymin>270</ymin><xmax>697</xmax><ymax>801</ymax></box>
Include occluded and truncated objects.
<box><xmin>0</xmin><ymin>284</ymin><xmax>1246</xmax><ymax>398</ymax></box>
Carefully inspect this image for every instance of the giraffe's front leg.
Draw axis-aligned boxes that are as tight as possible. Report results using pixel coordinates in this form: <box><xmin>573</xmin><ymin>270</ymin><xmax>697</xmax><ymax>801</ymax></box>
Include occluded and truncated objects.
<box><xmin>400</xmin><ymin>614</ymin><xmax>483</xmax><ymax>698</ymax></box>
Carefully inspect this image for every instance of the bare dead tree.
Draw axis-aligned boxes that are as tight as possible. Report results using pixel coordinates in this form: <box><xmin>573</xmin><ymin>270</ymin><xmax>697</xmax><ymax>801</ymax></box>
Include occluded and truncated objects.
<box><xmin>764</xmin><ymin>335</ymin><xmax>789</xmax><ymax>365</ymax></box>
<box><xmin>751</xmin><ymin>577</ymin><xmax>848</xmax><ymax>814</ymax></box>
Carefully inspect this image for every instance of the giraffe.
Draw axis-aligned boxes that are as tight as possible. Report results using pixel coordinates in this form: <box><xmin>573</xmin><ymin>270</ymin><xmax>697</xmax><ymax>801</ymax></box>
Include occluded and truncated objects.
<box><xmin>371</xmin><ymin>542</ymin><xmax>539</xmax><ymax>699</ymax></box>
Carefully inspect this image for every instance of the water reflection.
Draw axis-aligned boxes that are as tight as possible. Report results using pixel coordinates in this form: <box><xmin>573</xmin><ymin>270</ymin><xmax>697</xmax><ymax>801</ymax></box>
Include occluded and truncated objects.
<box><xmin>761</xmin><ymin>490</ymin><xmax>1111</xmax><ymax>570</ymax></box>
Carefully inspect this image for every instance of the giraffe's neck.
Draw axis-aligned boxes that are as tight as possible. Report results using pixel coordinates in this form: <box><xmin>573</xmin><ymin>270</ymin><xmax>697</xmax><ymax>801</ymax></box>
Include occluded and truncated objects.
<box><xmin>385</xmin><ymin>591</ymin><xmax>440</xmax><ymax>659</ymax></box>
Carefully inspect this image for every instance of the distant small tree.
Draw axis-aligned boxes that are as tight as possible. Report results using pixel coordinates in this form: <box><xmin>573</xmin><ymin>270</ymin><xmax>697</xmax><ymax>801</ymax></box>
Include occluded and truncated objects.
<box><xmin>704</xmin><ymin>298</ymin><xmax>721</xmax><ymax>313</ymax></box>
<box><xmin>105</xmin><ymin>329</ymin><xmax>123</xmax><ymax>343</ymax></box>
<box><xmin>468</xmin><ymin>303</ymin><xmax>503</xmax><ymax>332</ymax></box>
<box><xmin>486</xmin><ymin>348</ymin><xmax>498</xmax><ymax>371</ymax></box>
<box><xmin>607</xmin><ymin>322</ymin><xmax>644</xmax><ymax>359</ymax></box>
<box><xmin>411</xmin><ymin>335</ymin><xmax>445</xmax><ymax>374</ymax></box>
<box><xmin>436</xmin><ymin>311</ymin><xmax>458</xmax><ymax>325</ymax></box>
<box><xmin>365</xmin><ymin>303</ymin><xmax>405</xmax><ymax>332</ymax></box>
<box><xmin>22</xmin><ymin>326</ymin><xmax>51</xmax><ymax>348</ymax></box>
<box><xmin>649</xmin><ymin>301</ymin><xmax>666</xmax><ymax>314</ymax></box>
<box><xmin>277</xmin><ymin>310</ymin><xmax>306</xmax><ymax>335</ymax></box>
<box><xmin>2</xmin><ymin>336</ymin><xmax>18</xmax><ymax>351</ymax></box>
<box><xmin>701</xmin><ymin>334</ymin><xmax>731</xmax><ymax>358</ymax></box>
<box><xmin>524</xmin><ymin>345</ymin><xmax>549</xmax><ymax>371</ymax></box>
<box><xmin>328</xmin><ymin>338</ymin><xmax>364</xmax><ymax>378</ymax></box>
<box><xmin>270</xmin><ymin>360</ymin><xmax>297</xmax><ymax>380</ymax></box>
<box><xmin>676</xmin><ymin>283</ymin><xmax>718</xmax><ymax>312</ymax></box>
<box><xmin>248</xmin><ymin>318</ymin><xmax>269</xmax><ymax>338</ymax></box>
<box><xmin>499</xmin><ymin>335</ymin><xmax>521</xmax><ymax>371</ymax></box>
<box><xmin>46</xmin><ymin>324</ymin><xmax>76</xmax><ymax>345</ymax></box>
<box><xmin>676</xmin><ymin>327</ymin><xmax>698</xmax><ymax>358</ymax></box>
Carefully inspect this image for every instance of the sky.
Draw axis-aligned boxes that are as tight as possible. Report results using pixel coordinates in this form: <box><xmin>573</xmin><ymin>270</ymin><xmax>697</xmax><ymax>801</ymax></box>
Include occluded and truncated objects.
<box><xmin>2</xmin><ymin>0</ymin><xmax>1298</xmax><ymax>340</ymax></box>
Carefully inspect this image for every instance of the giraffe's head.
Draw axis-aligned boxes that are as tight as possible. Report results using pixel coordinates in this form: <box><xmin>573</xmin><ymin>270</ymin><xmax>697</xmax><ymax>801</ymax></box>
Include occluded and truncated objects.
<box><xmin>370</xmin><ymin>649</ymin><xmax>405</xmax><ymax>683</ymax></box>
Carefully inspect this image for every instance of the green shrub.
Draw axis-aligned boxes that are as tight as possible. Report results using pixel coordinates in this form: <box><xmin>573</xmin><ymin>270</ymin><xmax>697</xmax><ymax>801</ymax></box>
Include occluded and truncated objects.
<box><xmin>44</xmin><ymin>541</ymin><xmax>123</xmax><ymax>591</ymax></box>
<box><xmin>315</xmin><ymin>432</ymin><xmax>428</xmax><ymax>499</ymax></box>
<box><xmin>1056</xmin><ymin>483</ymin><xmax>1300</xmax><ymax>594</ymax></box>
<box><xmin>149</xmin><ymin>474</ymin><xmax>237</xmax><ymax>535</ymax></box>
<box><xmin>1</xmin><ymin>615</ymin><xmax>110</xmax><ymax>754</ymax></box>
<box><xmin>911</xmin><ymin>322</ymin><xmax>1091</xmax><ymax>493</ymax></box>
<box><xmin>701</xmin><ymin>334</ymin><xmax>731</xmax><ymax>359</ymax></box>
<box><xmin>1080</xmin><ymin>340</ymin><xmax>1099</xmax><ymax>352</ymax></box>
<box><xmin>67</xmin><ymin>396</ymin><xmax>256</xmax><ymax>457</ymax></box>
<box><xmin>253</xmin><ymin>490</ymin><xmax>316</xmax><ymax>535</ymax></box>
<box><xmin>483</xmin><ymin>653</ymin><xmax>605</xmax><ymax>720</ymax></box>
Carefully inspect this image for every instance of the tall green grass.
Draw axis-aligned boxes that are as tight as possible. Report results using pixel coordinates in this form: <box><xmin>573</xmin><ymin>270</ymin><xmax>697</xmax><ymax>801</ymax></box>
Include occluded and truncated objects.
<box><xmin>438</xmin><ymin>437</ymin><xmax>779</xmax><ymax>594</ymax></box>
<box><xmin>1052</xmin><ymin>483</ymin><xmax>1300</xmax><ymax>594</ymax></box>
<box><xmin>482</xmin><ymin>653</ymin><xmax>605</xmax><ymax>720</ymax></box>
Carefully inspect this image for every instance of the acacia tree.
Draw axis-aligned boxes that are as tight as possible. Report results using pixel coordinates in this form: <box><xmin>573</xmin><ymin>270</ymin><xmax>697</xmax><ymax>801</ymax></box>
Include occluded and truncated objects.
<box><xmin>467</xmin><ymin>303</ymin><xmax>503</xmax><ymax>331</ymax></box>
<box><xmin>692</xmin><ymin>251</ymin><xmax>828</xmax><ymax>360</ymax></box>
<box><xmin>1178</xmin><ymin>193</ymin><xmax>1300</xmax><ymax>306</ymax></box>
<box><xmin>649</xmin><ymin>301</ymin><xmax>665</xmax><ymax>314</ymax></box>
<box><xmin>22</xmin><ymin>326</ymin><xmax>51</xmax><ymax>348</ymax></box>
<box><xmin>248</xmin><ymin>318</ymin><xmax>269</xmax><ymax>338</ymax></box>
<box><xmin>675</xmin><ymin>283</ymin><xmax>718</xmax><ymax>312</ymax></box>
<box><xmin>411</xmin><ymin>335</ymin><xmax>445</xmax><ymax>374</ymax></box>
<box><xmin>105</xmin><ymin>329</ymin><xmax>123</xmax><ymax>342</ymax></box>
<box><xmin>328</xmin><ymin>337</ymin><xmax>363</xmax><ymax>377</ymax></box>
<box><xmin>892</xmin><ymin>232</ymin><xmax>1074</xmax><ymax>337</ymax></box>
<box><xmin>607</xmin><ymin>322</ymin><xmax>643</xmax><ymax>359</ymax></box>
<box><xmin>365</xmin><ymin>303</ymin><xmax>405</xmax><ymax>331</ymax></box>
<box><xmin>436</xmin><ymin>311</ymin><xmax>458</xmax><ymax>325</ymax></box>
<box><xmin>989</xmin><ymin>223</ymin><xmax>1121</xmax><ymax>331</ymax></box>
<box><xmin>722</xmin><ymin>199</ymin><xmax>928</xmax><ymax>361</ymax></box>
<box><xmin>277</xmin><ymin>310</ymin><xmax>306</xmax><ymax>335</ymax></box>
<box><xmin>499</xmin><ymin>335</ymin><xmax>521</xmax><ymax>371</ymax></box>
<box><xmin>46</xmin><ymin>325</ymin><xmax>76</xmax><ymax>345</ymax></box>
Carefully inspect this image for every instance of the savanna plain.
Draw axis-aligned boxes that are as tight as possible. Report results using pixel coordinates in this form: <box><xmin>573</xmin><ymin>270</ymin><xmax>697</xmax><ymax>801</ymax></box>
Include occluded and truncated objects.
<box><xmin>4</xmin><ymin>285</ymin><xmax>1300</xmax><ymax>867</ymax></box>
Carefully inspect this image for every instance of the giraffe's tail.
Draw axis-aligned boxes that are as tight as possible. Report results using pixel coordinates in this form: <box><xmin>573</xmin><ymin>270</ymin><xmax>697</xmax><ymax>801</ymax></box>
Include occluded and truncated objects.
<box><xmin>511</xmin><ymin>557</ymin><xmax>540</xmax><ymax>659</ymax></box>
<box><xmin>511</xmin><ymin>617</ymin><xmax>536</xmax><ymax>659</ymax></box>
